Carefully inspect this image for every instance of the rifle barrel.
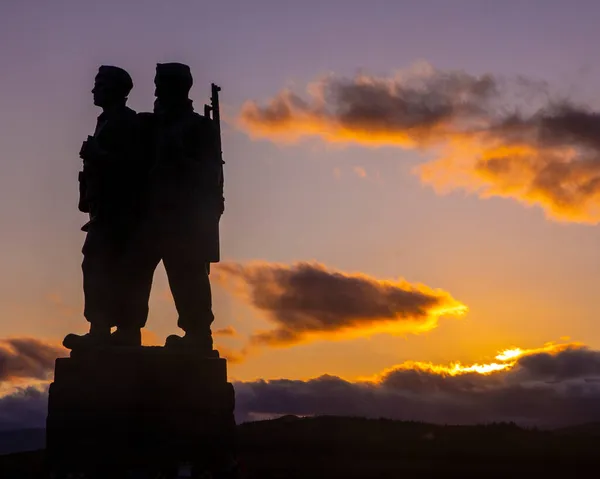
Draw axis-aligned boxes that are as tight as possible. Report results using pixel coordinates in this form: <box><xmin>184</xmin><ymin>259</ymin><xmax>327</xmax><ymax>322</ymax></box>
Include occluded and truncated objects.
<box><xmin>211</xmin><ymin>83</ymin><xmax>222</xmax><ymax>138</ymax></box>
<box><xmin>210</xmin><ymin>83</ymin><xmax>225</xmax><ymax>213</ymax></box>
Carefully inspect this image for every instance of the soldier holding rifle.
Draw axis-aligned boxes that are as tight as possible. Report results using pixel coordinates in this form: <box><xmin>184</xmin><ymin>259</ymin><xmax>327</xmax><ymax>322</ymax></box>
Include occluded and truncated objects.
<box><xmin>116</xmin><ymin>63</ymin><xmax>224</xmax><ymax>354</ymax></box>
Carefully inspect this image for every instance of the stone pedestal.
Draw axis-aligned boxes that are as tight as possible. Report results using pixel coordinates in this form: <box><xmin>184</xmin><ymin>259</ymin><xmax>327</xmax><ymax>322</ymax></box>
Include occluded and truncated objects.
<box><xmin>46</xmin><ymin>347</ymin><xmax>236</xmax><ymax>474</ymax></box>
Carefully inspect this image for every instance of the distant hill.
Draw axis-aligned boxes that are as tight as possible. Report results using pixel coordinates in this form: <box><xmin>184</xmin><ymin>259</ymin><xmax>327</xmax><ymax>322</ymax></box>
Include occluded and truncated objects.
<box><xmin>238</xmin><ymin>416</ymin><xmax>600</xmax><ymax>477</ymax></box>
<box><xmin>0</xmin><ymin>428</ymin><xmax>45</xmax><ymax>455</ymax></box>
<box><xmin>3</xmin><ymin>416</ymin><xmax>600</xmax><ymax>478</ymax></box>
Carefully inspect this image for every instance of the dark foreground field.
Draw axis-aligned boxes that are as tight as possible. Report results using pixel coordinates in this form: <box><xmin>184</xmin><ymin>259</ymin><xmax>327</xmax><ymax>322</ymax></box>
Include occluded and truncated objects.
<box><xmin>2</xmin><ymin>415</ymin><xmax>600</xmax><ymax>478</ymax></box>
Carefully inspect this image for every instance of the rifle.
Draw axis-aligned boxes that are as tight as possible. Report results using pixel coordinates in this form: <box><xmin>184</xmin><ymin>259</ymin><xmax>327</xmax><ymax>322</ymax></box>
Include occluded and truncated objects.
<box><xmin>204</xmin><ymin>83</ymin><xmax>225</xmax><ymax>215</ymax></box>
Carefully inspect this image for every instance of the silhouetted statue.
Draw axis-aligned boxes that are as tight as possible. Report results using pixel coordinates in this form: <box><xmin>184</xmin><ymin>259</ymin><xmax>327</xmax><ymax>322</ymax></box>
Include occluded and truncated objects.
<box><xmin>63</xmin><ymin>65</ymin><xmax>143</xmax><ymax>350</ymax></box>
<box><xmin>48</xmin><ymin>64</ymin><xmax>235</xmax><ymax>478</ymax></box>
<box><xmin>118</xmin><ymin>62</ymin><xmax>223</xmax><ymax>354</ymax></box>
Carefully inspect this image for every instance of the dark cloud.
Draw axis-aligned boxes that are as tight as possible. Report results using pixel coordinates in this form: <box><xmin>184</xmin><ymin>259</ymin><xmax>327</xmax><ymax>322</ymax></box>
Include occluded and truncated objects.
<box><xmin>234</xmin><ymin>346</ymin><xmax>600</xmax><ymax>427</ymax></box>
<box><xmin>0</xmin><ymin>338</ymin><xmax>65</xmax><ymax>382</ymax></box>
<box><xmin>0</xmin><ymin>385</ymin><xmax>49</xmax><ymax>431</ymax></box>
<box><xmin>324</xmin><ymin>70</ymin><xmax>498</xmax><ymax>140</ymax></box>
<box><xmin>240</xmin><ymin>64</ymin><xmax>600</xmax><ymax>223</ymax></box>
<box><xmin>240</xmin><ymin>65</ymin><xmax>501</xmax><ymax>144</ymax></box>
<box><xmin>536</xmin><ymin>105</ymin><xmax>600</xmax><ymax>151</ymax></box>
<box><xmin>510</xmin><ymin>346</ymin><xmax>600</xmax><ymax>382</ymax></box>
<box><xmin>212</xmin><ymin>261</ymin><xmax>467</xmax><ymax>347</ymax></box>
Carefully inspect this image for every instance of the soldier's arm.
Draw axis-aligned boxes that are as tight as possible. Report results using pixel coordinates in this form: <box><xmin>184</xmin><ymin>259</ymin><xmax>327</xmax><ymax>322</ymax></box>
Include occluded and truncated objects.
<box><xmin>78</xmin><ymin>170</ymin><xmax>90</xmax><ymax>213</ymax></box>
<box><xmin>94</xmin><ymin>113</ymin><xmax>142</xmax><ymax>171</ymax></box>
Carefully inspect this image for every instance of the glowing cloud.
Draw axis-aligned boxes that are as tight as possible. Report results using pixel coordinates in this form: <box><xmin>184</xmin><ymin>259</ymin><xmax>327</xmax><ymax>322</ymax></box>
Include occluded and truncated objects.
<box><xmin>234</xmin><ymin>341</ymin><xmax>597</xmax><ymax>427</ymax></box>
<box><xmin>367</xmin><ymin>341</ymin><xmax>581</xmax><ymax>382</ymax></box>
<box><xmin>0</xmin><ymin>339</ymin><xmax>593</xmax><ymax>429</ymax></box>
<box><xmin>212</xmin><ymin>261</ymin><xmax>467</xmax><ymax>348</ymax></box>
<box><xmin>239</xmin><ymin>63</ymin><xmax>600</xmax><ymax>223</ymax></box>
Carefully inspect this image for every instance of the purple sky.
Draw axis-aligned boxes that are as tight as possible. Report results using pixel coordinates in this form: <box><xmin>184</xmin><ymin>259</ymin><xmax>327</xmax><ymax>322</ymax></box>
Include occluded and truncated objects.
<box><xmin>2</xmin><ymin>1</ymin><xmax>600</xmax><ymax>382</ymax></box>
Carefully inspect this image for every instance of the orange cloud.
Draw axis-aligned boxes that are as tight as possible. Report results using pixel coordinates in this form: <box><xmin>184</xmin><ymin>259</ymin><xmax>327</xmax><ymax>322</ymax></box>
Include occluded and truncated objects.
<box><xmin>416</xmin><ymin>126</ymin><xmax>600</xmax><ymax>224</ymax></box>
<box><xmin>366</xmin><ymin>341</ymin><xmax>582</xmax><ymax>382</ymax></box>
<box><xmin>212</xmin><ymin>261</ymin><xmax>467</xmax><ymax>348</ymax></box>
<box><xmin>238</xmin><ymin>63</ymin><xmax>487</xmax><ymax>148</ymax></box>
<box><xmin>239</xmin><ymin>64</ymin><xmax>600</xmax><ymax>223</ymax></box>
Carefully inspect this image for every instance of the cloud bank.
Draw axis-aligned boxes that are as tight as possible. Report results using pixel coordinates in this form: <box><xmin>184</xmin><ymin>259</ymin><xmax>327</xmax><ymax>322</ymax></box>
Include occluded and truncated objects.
<box><xmin>0</xmin><ymin>338</ymin><xmax>64</xmax><ymax>431</ymax></box>
<box><xmin>234</xmin><ymin>343</ymin><xmax>600</xmax><ymax>427</ymax></box>
<box><xmin>240</xmin><ymin>63</ymin><xmax>600</xmax><ymax>223</ymax></box>
<box><xmin>0</xmin><ymin>385</ymin><xmax>49</xmax><ymax>431</ymax></box>
<box><xmin>2</xmin><ymin>341</ymin><xmax>599</xmax><ymax>430</ymax></box>
<box><xmin>212</xmin><ymin>261</ymin><xmax>467</xmax><ymax>347</ymax></box>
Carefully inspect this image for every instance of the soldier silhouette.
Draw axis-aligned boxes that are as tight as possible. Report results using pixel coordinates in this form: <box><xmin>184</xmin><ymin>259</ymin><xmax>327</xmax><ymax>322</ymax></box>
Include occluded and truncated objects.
<box><xmin>64</xmin><ymin>65</ymin><xmax>144</xmax><ymax>350</ymax></box>
<box><xmin>117</xmin><ymin>63</ymin><xmax>222</xmax><ymax>354</ymax></box>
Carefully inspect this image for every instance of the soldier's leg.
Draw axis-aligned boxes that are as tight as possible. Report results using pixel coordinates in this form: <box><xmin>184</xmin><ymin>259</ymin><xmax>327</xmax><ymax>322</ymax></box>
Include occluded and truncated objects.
<box><xmin>162</xmin><ymin>247</ymin><xmax>214</xmax><ymax>352</ymax></box>
<box><xmin>82</xmin><ymin>253</ymin><xmax>115</xmax><ymax>332</ymax></box>
<box><xmin>64</xmin><ymin>225</ymin><xmax>115</xmax><ymax>349</ymax></box>
<box><xmin>111</xmin><ymin>234</ymin><xmax>162</xmax><ymax>346</ymax></box>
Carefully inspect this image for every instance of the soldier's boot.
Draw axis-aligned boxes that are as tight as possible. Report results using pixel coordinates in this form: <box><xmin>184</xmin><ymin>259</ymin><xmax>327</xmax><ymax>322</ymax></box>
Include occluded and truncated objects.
<box><xmin>165</xmin><ymin>328</ymin><xmax>217</xmax><ymax>357</ymax></box>
<box><xmin>110</xmin><ymin>327</ymin><xmax>142</xmax><ymax>347</ymax></box>
<box><xmin>62</xmin><ymin>323</ymin><xmax>111</xmax><ymax>350</ymax></box>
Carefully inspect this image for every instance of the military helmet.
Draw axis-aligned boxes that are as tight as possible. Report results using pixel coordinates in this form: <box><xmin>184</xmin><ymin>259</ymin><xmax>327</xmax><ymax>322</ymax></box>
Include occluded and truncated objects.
<box><xmin>155</xmin><ymin>62</ymin><xmax>193</xmax><ymax>94</ymax></box>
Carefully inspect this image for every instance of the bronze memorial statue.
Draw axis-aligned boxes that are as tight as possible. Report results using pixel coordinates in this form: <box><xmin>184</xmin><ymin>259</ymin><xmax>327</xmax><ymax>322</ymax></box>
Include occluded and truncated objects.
<box><xmin>64</xmin><ymin>63</ymin><xmax>225</xmax><ymax>353</ymax></box>
<box><xmin>46</xmin><ymin>64</ymin><xmax>237</xmax><ymax>478</ymax></box>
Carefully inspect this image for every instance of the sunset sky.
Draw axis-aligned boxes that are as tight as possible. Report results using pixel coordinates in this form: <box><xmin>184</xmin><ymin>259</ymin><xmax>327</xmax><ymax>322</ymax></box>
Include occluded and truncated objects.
<box><xmin>3</xmin><ymin>1</ymin><xmax>600</xmax><ymax>427</ymax></box>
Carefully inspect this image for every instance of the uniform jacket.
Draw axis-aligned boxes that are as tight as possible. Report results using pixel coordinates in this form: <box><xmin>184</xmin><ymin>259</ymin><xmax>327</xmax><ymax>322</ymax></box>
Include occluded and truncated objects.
<box><xmin>79</xmin><ymin>105</ymin><xmax>142</xmax><ymax>230</ymax></box>
<box><xmin>139</xmin><ymin>100</ymin><xmax>222</xmax><ymax>262</ymax></box>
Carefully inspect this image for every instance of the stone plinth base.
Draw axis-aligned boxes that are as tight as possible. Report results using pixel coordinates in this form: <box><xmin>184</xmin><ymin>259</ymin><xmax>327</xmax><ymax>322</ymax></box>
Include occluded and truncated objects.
<box><xmin>46</xmin><ymin>347</ymin><xmax>236</xmax><ymax>472</ymax></box>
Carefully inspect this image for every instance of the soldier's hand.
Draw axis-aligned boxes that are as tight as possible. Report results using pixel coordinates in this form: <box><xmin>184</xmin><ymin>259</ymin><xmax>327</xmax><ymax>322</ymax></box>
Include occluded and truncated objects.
<box><xmin>80</xmin><ymin>136</ymin><xmax>105</xmax><ymax>161</ymax></box>
<box><xmin>79</xmin><ymin>139</ymin><xmax>88</xmax><ymax>159</ymax></box>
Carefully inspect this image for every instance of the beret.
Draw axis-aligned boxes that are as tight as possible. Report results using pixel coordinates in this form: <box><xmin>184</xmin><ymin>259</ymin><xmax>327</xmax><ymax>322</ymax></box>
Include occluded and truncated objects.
<box><xmin>96</xmin><ymin>65</ymin><xmax>133</xmax><ymax>95</ymax></box>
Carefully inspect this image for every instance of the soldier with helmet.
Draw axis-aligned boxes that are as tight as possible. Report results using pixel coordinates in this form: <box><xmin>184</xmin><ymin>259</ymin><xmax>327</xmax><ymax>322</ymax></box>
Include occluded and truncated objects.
<box><xmin>119</xmin><ymin>62</ymin><xmax>223</xmax><ymax>354</ymax></box>
<box><xmin>64</xmin><ymin>65</ymin><xmax>144</xmax><ymax>350</ymax></box>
